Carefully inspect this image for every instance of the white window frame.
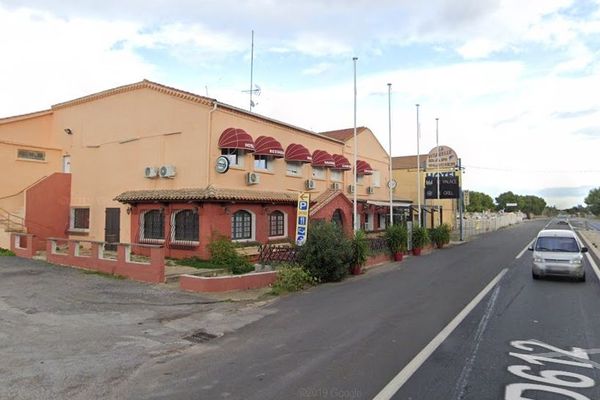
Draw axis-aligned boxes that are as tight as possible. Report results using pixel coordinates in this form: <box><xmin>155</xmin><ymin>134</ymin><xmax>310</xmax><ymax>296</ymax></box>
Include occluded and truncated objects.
<box><xmin>139</xmin><ymin>210</ymin><xmax>165</xmax><ymax>244</ymax></box>
<box><xmin>357</xmin><ymin>175</ymin><xmax>365</xmax><ymax>185</ymax></box>
<box><xmin>372</xmin><ymin>170</ymin><xmax>381</xmax><ymax>187</ymax></box>
<box><xmin>170</xmin><ymin>209</ymin><xmax>200</xmax><ymax>245</ymax></box>
<box><xmin>17</xmin><ymin>149</ymin><xmax>46</xmax><ymax>162</ymax></box>
<box><xmin>286</xmin><ymin>161</ymin><xmax>303</xmax><ymax>177</ymax></box>
<box><xmin>268</xmin><ymin>210</ymin><xmax>288</xmax><ymax>239</ymax></box>
<box><xmin>379</xmin><ymin>214</ymin><xmax>387</xmax><ymax>230</ymax></box>
<box><xmin>70</xmin><ymin>207</ymin><xmax>90</xmax><ymax>232</ymax></box>
<box><xmin>221</xmin><ymin>149</ymin><xmax>245</xmax><ymax>168</ymax></box>
<box><xmin>364</xmin><ymin>212</ymin><xmax>375</xmax><ymax>231</ymax></box>
<box><xmin>254</xmin><ymin>155</ymin><xmax>274</xmax><ymax>172</ymax></box>
<box><xmin>311</xmin><ymin>166</ymin><xmax>326</xmax><ymax>180</ymax></box>
<box><xmin>330</xmin><ymin>170</ymin><xmax>343</xmax><ymax>182</ymax></box>
<box><xmin>231</xmin><ymin>209</ymin><xmax>256</xmax><ymax>242</ymax></box>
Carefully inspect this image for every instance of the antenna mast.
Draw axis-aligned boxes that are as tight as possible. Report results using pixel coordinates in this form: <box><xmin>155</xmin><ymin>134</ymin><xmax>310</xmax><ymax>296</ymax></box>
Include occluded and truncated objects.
<box><xmin>249</xmin><ymin>30</ymin><xmax>254</xmax><ymax>112</ymax></box>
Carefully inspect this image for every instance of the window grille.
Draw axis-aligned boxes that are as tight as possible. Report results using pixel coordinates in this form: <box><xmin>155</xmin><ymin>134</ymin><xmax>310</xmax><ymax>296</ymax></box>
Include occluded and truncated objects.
<box><xmin>269</xmin><ymin>211</ymin><xmax>285</xmax><ymax>237</ymax></box>
<box><xmin>232</xmin><ymin>210</ymin><xmax>252</xmax><ymax>240</ymax></box>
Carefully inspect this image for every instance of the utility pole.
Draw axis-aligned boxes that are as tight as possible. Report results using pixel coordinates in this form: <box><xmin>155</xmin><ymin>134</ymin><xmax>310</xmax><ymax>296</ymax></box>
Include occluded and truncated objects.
<box><xmin>416</xmin><ymin>104</ymin><xmax>421</xmax><ymax>228</ymax></box>
<box><xmin>388</xmin><ymin>83</ymin><xmax>393</xmax><ymax>227</ymax></box>
<box><xmin>353</xmin><ymin>57</ymin><xmax>358</xmax><ymax>232</ymax></box>
<box><xmin>458</xmin><ymin>157</ymin><xmax>464</xmax><ymax>241</ymax></box>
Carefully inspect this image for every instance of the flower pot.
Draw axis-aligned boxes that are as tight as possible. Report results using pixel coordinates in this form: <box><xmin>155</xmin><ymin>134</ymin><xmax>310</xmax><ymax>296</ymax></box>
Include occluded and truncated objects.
<box><xmin>393</xmin><ymin>252</ymin><xmax>403</xmax><ymax>262</ymax></box>
<box><xmin>412</xmin><ymin>247</ymin><xmax>422</xmax><ymax>256</ymax></box>
<box><xmin>351</xmin><ymin>265</ymin><xmax>363</xmax><ymax>275</ymax></box>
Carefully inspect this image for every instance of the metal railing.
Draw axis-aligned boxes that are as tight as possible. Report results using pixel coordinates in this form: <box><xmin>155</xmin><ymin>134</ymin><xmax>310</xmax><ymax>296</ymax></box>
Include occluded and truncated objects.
<box><xmin>451</xmin><ymin>213</ymin><xmax>524</xmax><ymax>241</ymax></box>
<box><xmin>0</xmin><ymin>207</ymin><xmax>25</xmax><ymax>233</ymax></box>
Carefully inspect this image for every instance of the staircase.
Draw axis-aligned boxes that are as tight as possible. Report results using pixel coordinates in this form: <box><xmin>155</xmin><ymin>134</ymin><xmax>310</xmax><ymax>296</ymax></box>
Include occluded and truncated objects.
<box><xmin>0</xmin><ymin>208</ymin><xmax>25</xmax><ymax>249</ymax></box>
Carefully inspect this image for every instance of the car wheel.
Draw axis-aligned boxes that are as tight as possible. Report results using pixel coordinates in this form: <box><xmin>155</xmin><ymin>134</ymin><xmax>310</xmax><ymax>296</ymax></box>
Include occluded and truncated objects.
<box><xmin>579</xmin><ymin>273</ymin><xmax>586</xmax><ymax>283</ymax></box>
<box><xmin>532</xmin><ymin>271</ymin><xmax>540</xmax><ymax>280</ymax></box>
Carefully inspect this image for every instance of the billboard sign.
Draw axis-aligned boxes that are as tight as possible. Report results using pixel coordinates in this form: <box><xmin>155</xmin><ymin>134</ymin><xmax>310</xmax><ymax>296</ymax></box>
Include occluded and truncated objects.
<box><xmin>426</xmin><ymin>145</ymin><xmax>458</xmax><ymax>170</ymax></box>
<box><xmin>295</xmin><ymin>192</ymin><xmax>311</xmax><ymax>246</ymax></box>
<box><xmin>425</xmin><ymin>175</ymin><xmax>460</xmax><ymax>199</ymax></box>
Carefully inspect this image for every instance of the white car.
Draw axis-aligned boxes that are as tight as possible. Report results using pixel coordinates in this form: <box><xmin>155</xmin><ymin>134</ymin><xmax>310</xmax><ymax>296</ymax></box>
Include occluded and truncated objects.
<box><xmin>528</xmin><ymin>229</ymin><xmax>588</xmax><ymax>282</ymax></box>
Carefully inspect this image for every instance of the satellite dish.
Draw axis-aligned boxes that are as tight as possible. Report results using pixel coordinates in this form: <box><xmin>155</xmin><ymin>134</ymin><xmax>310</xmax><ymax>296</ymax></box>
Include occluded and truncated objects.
<box><xmin>254</xmin><ymin>84</ymin><xmax>261</xmax><ymax>96</ymax></box>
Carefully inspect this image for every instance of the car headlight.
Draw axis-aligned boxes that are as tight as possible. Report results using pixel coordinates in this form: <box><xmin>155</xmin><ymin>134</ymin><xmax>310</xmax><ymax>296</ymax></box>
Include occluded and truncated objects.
<box><xmin>570</xmin><ymin>259</ymin><xmax>582</xmax><ymax>265</ymax></box>
<box><xmin>534</xmin><ymin>257</ymin><xmax>544</xmax><ymax>263</ymax></box>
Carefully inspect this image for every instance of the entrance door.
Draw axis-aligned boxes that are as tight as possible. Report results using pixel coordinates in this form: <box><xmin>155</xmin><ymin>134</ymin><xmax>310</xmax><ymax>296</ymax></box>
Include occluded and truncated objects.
<box><xmin>104</xmin><ymin>208</ymin><xmax>120</xmax><ymax>251</ymax></box>
<box><xmin>62</xmin><ymin>155</ymin><xmax>71</xmax><ymax>173</ymax></box>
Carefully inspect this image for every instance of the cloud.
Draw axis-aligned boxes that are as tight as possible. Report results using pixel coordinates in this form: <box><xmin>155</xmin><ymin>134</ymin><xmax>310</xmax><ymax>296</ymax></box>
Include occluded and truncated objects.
<box><xmin>574</xmin><ymin>126</ymin><xmax>600</xmax><ymax>138</ymax></box>
<box><xmin>552</xmin><ymin>108</ymin><xmax>597</xmax><ymax>118</ymax></box>
<box><xmin>538</xmin><ymin>186</ymin><xmax>593</xmax><ymax>197</ymax></box>
<box><xmin>302</xmin><ymin>62</ymin><xmax>335</xmax><ymax>76</ymax></box>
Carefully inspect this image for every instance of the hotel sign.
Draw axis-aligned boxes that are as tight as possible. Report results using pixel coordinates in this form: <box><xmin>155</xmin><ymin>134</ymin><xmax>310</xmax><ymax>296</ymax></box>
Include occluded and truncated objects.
<box><xmin>295</xmin><ymin>192</ymin><xmax>311</xmax><ymax>246</ymax></box>
<box><xmin>426</xmin><ymin>145</ymin><xmax>458</xmax><ymax>170</ymax></box>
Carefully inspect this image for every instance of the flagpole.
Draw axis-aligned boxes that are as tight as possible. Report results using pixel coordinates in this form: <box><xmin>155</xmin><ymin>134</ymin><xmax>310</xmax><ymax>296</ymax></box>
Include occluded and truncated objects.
<box><xmin>436</xmin><ymin>117</ymin><xmax>440</xmax><ymax>227</ymax></box>
<box><xmin>388</xmin><ymin>83</ymin><xmax>393</xmax><ymax>227</ymax></box>
<box><xmin>416</xmin><ymin>104</ymin><xmax>421</xmax><ymax>228</ymax></box>
<box><xmin>353</xmin><ymin>57</ymin><xmax>358</xmax><ymax>232</ymax></box>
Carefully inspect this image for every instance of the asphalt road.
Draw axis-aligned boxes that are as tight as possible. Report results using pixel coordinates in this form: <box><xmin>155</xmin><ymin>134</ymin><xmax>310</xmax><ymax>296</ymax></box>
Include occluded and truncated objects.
<box><xmin>117</xmin><ymin>219</ymin><xmax>556</xmax><ymax>400</ymax></box>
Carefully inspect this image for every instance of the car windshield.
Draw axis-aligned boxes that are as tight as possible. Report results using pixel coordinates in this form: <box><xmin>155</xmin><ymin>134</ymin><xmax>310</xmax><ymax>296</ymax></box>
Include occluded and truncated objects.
<box><xmin>535</xmin><ymin>236</ymin><xmax>580</xmax><ymax>252</ymax></box>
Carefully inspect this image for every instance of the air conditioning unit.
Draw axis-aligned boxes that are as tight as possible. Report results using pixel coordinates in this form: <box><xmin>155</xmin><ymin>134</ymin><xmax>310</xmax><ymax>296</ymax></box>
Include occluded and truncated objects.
<box><xmin>159</xmin><ymin>165</ymin><xmax>176</xmax><ymax>178</ymax></box>
<box><xmin>367</xmin><ymin>186</ymin><xmax>375</xmax><ymax>194</ymax></box>
<box><xmin>246</xmin><ymin>172</ymin><xmax>260</xmax><ymax>185</ymax></box>
<box><xmin>305</xmin><ymin>179</ymin><xmax>316</xmax><ymax>190</ymax></box>
<box><xmin>144</xmin><ymin>166</ymin><xmax>159</xmax><ymax>178</ymax></box>
<box><xmin>331</xmin><ymin>182</ymin><xmax>341</xmax><ymax>190</ymax></box>
<box><xmin>348</xmin><ymin>185</ymin><xmax>355</xmax><ymax>194</ymax></box>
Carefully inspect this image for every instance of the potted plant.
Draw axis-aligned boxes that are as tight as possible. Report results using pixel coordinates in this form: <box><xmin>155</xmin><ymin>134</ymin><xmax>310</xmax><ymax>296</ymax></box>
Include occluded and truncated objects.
<box><xmin>430</xmin><ymin>224</ymin><xmax>451</xmax><ymax>249</ymax></box>
<box><xmin>384</xmin><ymin>224</ymin><xmax>408</xmax><ymax>261</ymax></box>
<box><xmin>411</xmin><ymin>226</ymin><xmax>430</xmax><ymax>256</ymax></box>
<box><xmin>350</xmin><ymin>230</ymin><xmax>370</xmax><ymax>275</ymax></box>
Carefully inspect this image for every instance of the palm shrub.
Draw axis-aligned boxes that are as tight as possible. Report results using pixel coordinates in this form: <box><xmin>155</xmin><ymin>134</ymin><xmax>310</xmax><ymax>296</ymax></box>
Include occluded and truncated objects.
<box><xmin>384</xmin><ymin>224</ymin><xmax>408</xmax><ymax>255</ymax></box>
<box><xmin>350</xmin><ymin>230</ymin><xmax>370</xmax><ymax>272</ymax></box>
<box><xmin>296</xmin><ymin>220</ymin><xmax>352</xmax><ymax>282</ymax></box>
<box><xmin>271</xmin><ymin>263</ymin><xmax>316</xmax><ymax>295</ymax></box>
<box><xmin>430</xmin><ymin>224</ymin><xmax>451</xmax><ymax>248</ymax></box>
<box><xmin>411</xmin><ymin>225</ymin><xmax>430</xmax><ymax>250</ymax></box>
<box><xmin>207</xmin><ymin>234</ymin><xmax>255</xmax><ymax>275</ymax></box>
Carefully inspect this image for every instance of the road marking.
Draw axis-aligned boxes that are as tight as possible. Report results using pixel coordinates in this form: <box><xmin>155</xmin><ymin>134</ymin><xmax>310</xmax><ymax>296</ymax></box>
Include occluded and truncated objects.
<box><xmin>372</xmin><ymin>268</ymin><xmax>508</xmax><ymax>400</ymax></box>
<box><xmin>572</xmin><ymin>230</ymin><xmax>600</xmax><ymax>284</ymax></box>
<box><xmin>516</xmin><ymin>239</ymin><xmax>535</xmax><ymax>259</ymax></box>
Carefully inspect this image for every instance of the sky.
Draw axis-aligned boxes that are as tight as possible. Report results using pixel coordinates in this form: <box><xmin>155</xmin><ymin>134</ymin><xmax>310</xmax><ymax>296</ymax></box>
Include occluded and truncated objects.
<box><xmin>1</xmin><ymin>0</ymin><xmax>599</xmax><ymax>208</ymax></box>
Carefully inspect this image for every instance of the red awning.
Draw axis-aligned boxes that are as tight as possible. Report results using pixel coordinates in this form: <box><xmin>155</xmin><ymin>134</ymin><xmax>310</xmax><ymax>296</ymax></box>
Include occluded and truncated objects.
<box><xmin>311</xmin><ymin>150</ymin><xmax>336</xmax><ymax>168</ymax></box>
<box><xmin>284</xmin><ymin>143</ymin><xmax>312</xmax><ymax>163</ymax></box>
<box><xmin>218</xmin><ymin>128</ymin><xmax>255</xmax><ymax>152</ymax></box>
<box><xmin>356</xmin><ymin>160</ymin><xmax>374</xmax><ymax>175</ymax></box>
<box><xmin>254</xmin><ymin>136</ymin><xmax>285</xmax><ymax>158</ymax></box>
<box><xmin>332</xmin><ymin>154</ymin><xmax>352</xmax><ymax>170</ymax></box>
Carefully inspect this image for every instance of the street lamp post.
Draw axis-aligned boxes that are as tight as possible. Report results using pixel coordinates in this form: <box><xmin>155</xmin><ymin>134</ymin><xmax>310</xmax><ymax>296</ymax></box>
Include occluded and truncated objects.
<box><xmin>416</xmin><ymin>104</ymin><xmax>421</xmax><ymax>228</ymax></box>
<box><xmin>353</xmin><ymin>57</ymin><xmax>358</xmax><ymax>233</ymax></box>
<box><xmin>436</xmin><ymin>117</ymin><xmax>440</xmax><ymax>227</ymax></box>
<box><xmin>388</xmin><ymin>83</ymin><xmax>393</xmax><ymax>227</ymax></box>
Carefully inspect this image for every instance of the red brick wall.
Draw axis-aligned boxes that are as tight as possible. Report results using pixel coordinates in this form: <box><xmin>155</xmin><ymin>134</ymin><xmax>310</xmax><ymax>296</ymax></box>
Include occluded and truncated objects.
<box><xmin>25</xmin><ymin>173</ymin><xmax>71</xmax><ymax>250</ymax></box>
<box><xmin>180</xmin><ymin>271</ymin><xmax>278</xmax><ymax>292</ymax></box>
<box><xmin>129</xmin><ymin>202</ymin><xmax>297</xmax><ymax>259</ymax></box>
<box><xmin>311</xmin><ymin>194</ymin><xmax>353</xmax><ymax>236</ymax></box>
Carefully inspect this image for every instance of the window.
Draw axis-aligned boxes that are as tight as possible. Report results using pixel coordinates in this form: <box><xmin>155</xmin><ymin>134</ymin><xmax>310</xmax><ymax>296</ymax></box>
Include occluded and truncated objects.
<box><xmin>70</xmin><ymin>208</ymin><xmax>90</xmax><ymax>230</ymax></box>
<box><xmin>312</xmin><ymin>167</ymin><xmax>326</xmax><ymax>180</ymax></box>
<box><xmin>364</xmin><ymin>213</ymin><xmax>374</xmax><ymax>231</ymax></box>
<box><xmin>18</xmin><ymin>149</ymin><xmax>45</xmax><ymax>161</ymax></box>
<box><xmin>332</xmin><ymin>209</ymin><xmax>344</xmax><ymax>228</ymax></box>
<box><xmin>172</xmin><ymin>210</ymin><xmax>199</xmax><ymax>243</ymax></box>
<box><xmin>372</xmin><ymin>171</ymin><xmax>381</xmax><ymax>187</ymax></box>
<box><xmin>141</xmin><ymin>210</ymin><xmax>164</xmax><ymax>241</ymax></box>
<box><xmin>535</xmin><ymin>236</ymin><xmax>579</xmax><ymax>252</ymax></box>
<box><xmin>232</xmin><ymin>210</ymin><xmax>253</xmax><ymax>240</ymax></box>
<box><xmin>221</xmin><ymin>148</ymin><xmax>244</xmax><ymax>167</ymax></box>
<box><xmin>331</xmin><ymin>170</ymin><xmax>343</xmax><ymax>182</ymax></box>
<box><xmin>269</xmin><ymin>211</ymin><xmax>285</xmax><ymax>237</ymax></box>
<box><xmin>286</xmin><ymin>161</ymin><xmax>303</xmax><ymax>177</ymax></box>
<box><xmin>357</xmin><ymin>175</ymin><xmax>364</xmax><ymax>185</ymax></box>
<box><xmin>254</xmin><ymin>155</ymin><xmax>271</xmax><ymax>171</ymax></box>
<box><xmin>379</xmin><ymin>214</ymin><xmax>387</xmax><ymax>230</ymax></box>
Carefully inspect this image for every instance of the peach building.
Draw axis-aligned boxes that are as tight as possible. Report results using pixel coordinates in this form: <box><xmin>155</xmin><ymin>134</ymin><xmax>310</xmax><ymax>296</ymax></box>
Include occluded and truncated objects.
<box><xmin>0</xmin><ymin>80</ymin><xmax>396</xmax><ymax>258</ymax></box>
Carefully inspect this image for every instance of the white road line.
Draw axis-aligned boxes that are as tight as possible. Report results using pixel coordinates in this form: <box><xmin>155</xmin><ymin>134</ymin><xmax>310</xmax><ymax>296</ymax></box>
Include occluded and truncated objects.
<box><xmin>372</xmin><ymin>268</ymin><xmax>508</xmax><ymax>400</ymax></box>
<box><xmin>572</xmin><ymin>230</ymin><xmax>600</xmax><ymax>284</ymax></box>
<box><xmin>516</xmin><ymin>239</ymin><xmax>535</xmax><ymax>259</ymax></box>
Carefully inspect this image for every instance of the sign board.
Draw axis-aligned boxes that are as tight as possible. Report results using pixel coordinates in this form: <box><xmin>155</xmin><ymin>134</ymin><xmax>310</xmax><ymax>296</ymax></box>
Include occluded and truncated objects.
<box><xmin>215</xmin><ymin>156</ymin><xmax>230</xmax><ymax>174</ymax></box>
<box><xmin>506</xmin><ymin>202</ymin><xmax>518</xmax><ymax>207</ymax></box>
<box><xmin>425</xmin><ymin>175</ymin><xmax>460</xmax><ymax>199</ymax></box>
<box><xmin>426</xmin><ymin>145</ymin><xmax>458</xmax><ymax>170</ymax></box>
<box><xmin>295</xmin><ymin>192</ymin><xmax>311</xmax><ymax>246</ymax></box>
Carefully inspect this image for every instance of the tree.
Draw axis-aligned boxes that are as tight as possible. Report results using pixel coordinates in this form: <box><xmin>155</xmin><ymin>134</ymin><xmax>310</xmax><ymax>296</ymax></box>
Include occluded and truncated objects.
<box><xmin>466</xmin><ymin>191</ymin><xmax>495</xmax><ymax>212</ymax></box>
<box><xmin>585</xmin><ymin>187</ymin><xmax>600</xmax><ymax>216</ymax></box>
<box><xmin>495</xmin><ymin>191</ymin><xmax>520</xmax><ymax>211</ymax></box>
<box><xmin>519</xmin><ymin>195</ymin><xmax>546</xmax><ymax>219</ymax></box>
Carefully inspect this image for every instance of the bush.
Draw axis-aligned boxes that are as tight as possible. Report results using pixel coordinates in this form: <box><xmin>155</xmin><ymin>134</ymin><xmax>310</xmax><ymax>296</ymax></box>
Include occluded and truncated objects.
<box><xmin>207</xmin><ymin>235</ymin><xmax>255</xmax><ymax>275</ymax></box>
<box><xmin>412</xmin><ymin>226</ymin><xmax>430</xmax><ymax>249</ymax></box>
<box><xmin>350</xmin><ymin>230</ymin><xmax>370</xmax><ymax>268</ymax></box>
<box><xmin>430</xmin><ymin>224</ymin><xmax>451</xmax><ymax>247</ymax></box>
<box><xmin>384</xmin><ymin>224</ymin><xmax>408</xmax><ymax>255</ymax></box>
<box><xmin>296</xmin><ymin>221</ymin><xmax>352</xmax><ymax>282</ymax></box>
<box><xmin>271</xmin><ymin>263</ymin><xmax>316</xmax><ymax>294</ymax></box>
<box><xmin>176</xmin><ymin>257</ymin><xmax>223</xmax><ymax>269</ymax></box>
<box><xmin>0</xmin><ymin>248</ymin><xmax>15</xmax><ymax>256</ymax></box>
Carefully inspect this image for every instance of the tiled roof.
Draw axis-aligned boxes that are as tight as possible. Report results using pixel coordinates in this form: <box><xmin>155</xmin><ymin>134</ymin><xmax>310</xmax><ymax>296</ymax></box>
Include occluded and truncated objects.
<box><xmin>309</xmin><ymin>189</ymin><xmax>352</xmax><ymax>216</ymax></box>
<box><xmin>392</xmin><ymin>155</ymin><xmax>426</xmax><ymax>170</ymax></box>
<box><xmin>0</xmin><ymin>109</ymin><xmax>52</xmax><ymax>124</ymax></box>
<box><xmin>114</xmin><ymin>185</ymin><xmax>297</xmax><ymax>203</ymax></box>
<box><xmin>320</xmin><ymin>127</ymin><xmax>367</xmax><ymax>141</ymax></box>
